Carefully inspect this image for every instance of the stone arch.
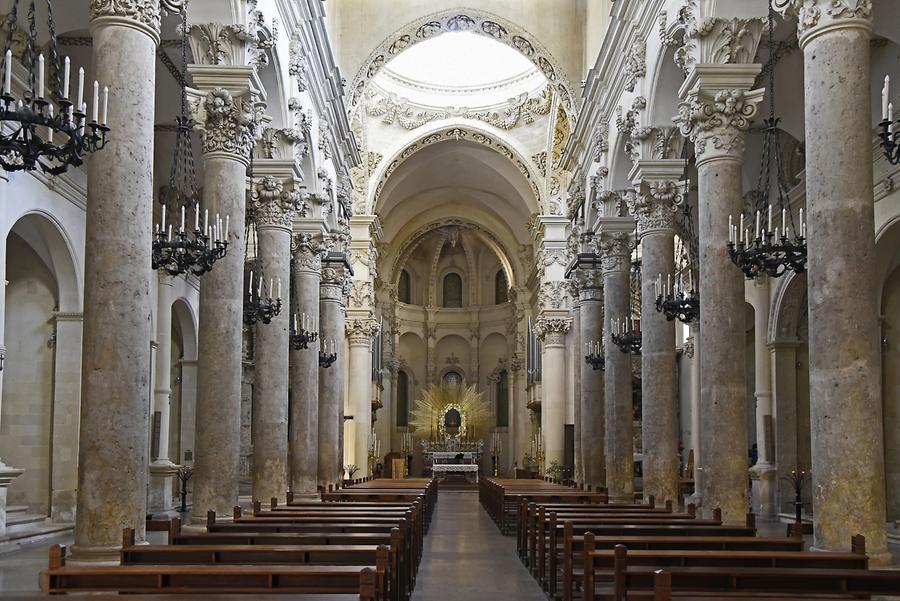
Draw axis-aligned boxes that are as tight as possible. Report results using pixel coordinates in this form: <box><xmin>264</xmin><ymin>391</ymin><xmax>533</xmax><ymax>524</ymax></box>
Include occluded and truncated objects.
<box><xmin>172</xmin><ymin>297</ymin><xmax>198</xmax><ymax>361</ymax></box>
<box><xmin>348</xmin><ymin>8</ymin><xmax>577</xmax><ymax>128</ymax></box>
<box><xmin>369</xmin><ymin>123</ymin><xmax>544</xmax><ymax>215</ymax></box>
<box><xmin>769</xmin><ymin>270</ymin><xmax>807</xmax><ymax>343</ymax></box>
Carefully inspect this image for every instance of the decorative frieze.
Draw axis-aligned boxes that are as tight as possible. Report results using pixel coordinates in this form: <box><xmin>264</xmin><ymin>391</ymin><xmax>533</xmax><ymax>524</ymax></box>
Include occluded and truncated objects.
<box><xmin>538</xmin><ymin>280</ymin><xmax>569</xmax><ymax>311</ymax></box>
<box><xmin>348</xmin><ymin>281</ymin><xmax>375</xmax><ymax>310</ymax></box>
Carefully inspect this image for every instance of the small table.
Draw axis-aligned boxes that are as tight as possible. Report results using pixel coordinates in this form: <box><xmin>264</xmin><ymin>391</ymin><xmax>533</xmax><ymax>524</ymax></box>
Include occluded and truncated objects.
<box><xmin>431</xmin><ymin>463</ymin><xmax>481</xmax><ymax>483</ymax></box>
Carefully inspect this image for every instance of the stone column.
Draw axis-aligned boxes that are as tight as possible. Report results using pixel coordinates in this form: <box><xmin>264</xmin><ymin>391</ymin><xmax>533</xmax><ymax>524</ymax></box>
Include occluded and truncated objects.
<box><xmin>573</xmin><ymin>262</ymin><xmax>604</xmax><ymax>488</ymax></box>
<box><xmin>50</xmin><ymin>312</ymin><xmax>82</xmax><ymax>523</ymax></box>
<box><xmin>346</xmin><ymin>319</ymin><xmax>379</xmax><ymax>476</ymax></box>
<box><xmin>749</xmin><ymin>277</ymin><xmax>776</xmax><ymax>517</ymax></box>
<box><xmin>688</xmin><ymin>323</ymin><xmax>701</xmax><ymax>470</ymax></box>
<box><xmin>536</xmin><ymin>317</ymin><xmax>571</xmax><ymax>471</ymax></box>
<box><xmin>290</xmin><ymin>234</ymin><xmax>322</xmax><ymax>497</ymax></box>
<box><xmin>72</xmin><ymin>1</ymin><xmax>160</xmax><ymax>561</ymax></box>
<box><xmin>775</xmin><ymin>0</ymin><xmax>887</xmax><ymax>560</ymax></box>
<box><xmin>599</xmin><ymin>222</ymin><xmax>636</xmax><ymax>501</ymax></box>
<box><xmin>178</xmin><ymin>359</ymin><xmax>198</xmax><ymax>465</ymax></box>
<box><xmin>250</xmin><ymin>175</ymin><xmax>296</xmax><ymax>503</ymax></box>
<box><xmin>677</xmin><ymin>66</ymin><xmax>763</xmax><ymax>522</ymax></box>
<box><xmin>150</xmin><ymin>274</ymin><xmax>178</xmax><ymax>513</ymax></box>
<box><xmin>627</xmin><ymin>174</ymin><xmax>684</xmax><ymax>506</ymax></box>
<box><xmin>570</xmin><ymin>296</ymin><xmax>583</xmax><ymax>484</ymax></box>
<box><xmin>318</xmin><ymin>255</ymin><xmax>350</xmax><ymax>487</ymax></box>
<box><xmin>191</xmin><ymin>81</ymin><xmax>258</xmax><ymax>522</ymax></box>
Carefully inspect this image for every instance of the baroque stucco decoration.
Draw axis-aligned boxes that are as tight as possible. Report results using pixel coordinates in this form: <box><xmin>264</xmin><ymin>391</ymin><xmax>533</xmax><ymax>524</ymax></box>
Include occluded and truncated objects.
<box><xmin>367</xmin><ymin>125</ymin><xmax>543</xmax><ymax>215</ymax></box>
<box><xmin>348</xmin><ymin>9</ymin><xmax>577</xmax><ymax>130</ymax></box>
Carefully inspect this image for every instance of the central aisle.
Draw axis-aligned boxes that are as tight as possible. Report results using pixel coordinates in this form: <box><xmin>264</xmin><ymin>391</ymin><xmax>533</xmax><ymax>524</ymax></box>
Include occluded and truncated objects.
<box><xmin>412</xmin><ymin>491</ymin><xmax>547</xmax><ymax>601</ymax></box>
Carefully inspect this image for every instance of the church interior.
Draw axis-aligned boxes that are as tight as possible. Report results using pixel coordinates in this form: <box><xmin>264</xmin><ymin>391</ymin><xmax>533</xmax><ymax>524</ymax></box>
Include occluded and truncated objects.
<box><xmin>0</xmin><ymin>0</ymin><xmax>900</xmax><ymax>598</ymax></box>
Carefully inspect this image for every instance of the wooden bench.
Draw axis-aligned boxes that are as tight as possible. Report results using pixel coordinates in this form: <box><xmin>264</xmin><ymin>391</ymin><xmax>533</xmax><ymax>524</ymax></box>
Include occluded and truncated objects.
<box><xmin>40</xmin><ymin>544</ymin><xmax>383</xmax><ymax>599</ymax></box>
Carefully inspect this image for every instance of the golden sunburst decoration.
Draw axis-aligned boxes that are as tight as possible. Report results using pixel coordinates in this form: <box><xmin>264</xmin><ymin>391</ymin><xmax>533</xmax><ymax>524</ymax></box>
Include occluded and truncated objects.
<box><xmin>409</xmin><ymin>381</ymin><xmax>491</xmax><ymax>442</ymax></box>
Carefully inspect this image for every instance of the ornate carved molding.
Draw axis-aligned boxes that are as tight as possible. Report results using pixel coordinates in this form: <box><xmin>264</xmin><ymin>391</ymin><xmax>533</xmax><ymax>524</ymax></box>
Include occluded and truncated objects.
<box><xmin>348</xmin><ymin>280</ymin><xmax>375</xmax><ymax>310</ymax></box>
<box><xmin>628</xmin><ymin>126</ymin><xmax>685</xmax><ymax>164</ymax></box>
<box><xmin>676</xmin><ymin>88</ymin><xmax>762</xmax><ymax>163</ymax></box>
<box><xmin>289</xmin><ymin>35</ymin><xmax>309</xmax><ymax>93</ymax></box>
<box><xmin>538</xmin><ymin>281</ymin><xmax>569</xmax><ymax>311</ymax></box>
<box><xmin>347</xmin><ymin>318</ymin><xmax>380</xmax><ymax>343</ymax></box>
<box><xmin>193</xmin><ymin>88</ymin><xmax>262</xmax><ymax>161</ymax></box>
<box><xmin>591</xmin><ymin>122</ymin><xmax>609</xmax><ymax>164</ymax></box>
<box><xmin>320</xmin><ymin>260</ymin><xmax>350</xmax><ymax>303</ymax></box>
<box><xmin>534</xmin><ymin>317</ymin><xmax>571</xmax><ymax>345</ymax></box>
<box><xmin>773</xmin><ymin>0</ymin><xmax>872</xmax><ymax>42</ymax></box>
<box><xmin>293</xmin><ymin>233</ymin><xmax>325</xmax><ymax>273</ymax></box>
<box><xmin>598</xmin><ymin>230</ymin><xmax>634</xmax><ymax>275</ymax></box>
<box><xmin>675</xmin><ymin>1</ymin><xmax>765</xmax><ymax>74</ymax></box>
<box><xmin>623</xmin><ymin>39</ymin><xmax>647</xmax><ymax>93</ymax></box>
<box><xmin>627</xmin><ymin>181</ymin><xmax>684</xmax><ymax>236</ymax></box>
<box><xmin>90</xmin><ymin>0</ymin><xmax>161</xmax><ymax>35</ymax></box>
<box><xmin>251</xmin><ymin>176</ymin><xmax>297</xmax><ymax>228</ymax></box>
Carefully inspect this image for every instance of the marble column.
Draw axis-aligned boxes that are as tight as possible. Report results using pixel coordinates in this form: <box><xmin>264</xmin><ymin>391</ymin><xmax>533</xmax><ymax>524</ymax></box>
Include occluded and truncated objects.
<box><xmin>677</xmin><ymin>66</ymin><xmax>763</xmax><ymax>522</ymax></box>
<box><xmin>347</xmin><ymin>319</ymin><xmax>378</xmax><ymax>476</ymax></box>
<box><xmin>599</xmin><ymin>223</ymin><xmax>635</xmax><ymax>501</ymax></box>
<box><xmin>50</xmin><ymin>312</ymin><xmax>82</xmax><ymax>523</ymax></box>
<box><xmin>688</xmin><ymin>323</ymin><xmax>701</xmax><ymax>477</ymax></box>
<box><xmin>627</xmin><ymin>181</ymin><xmax>683</xmax><ymax>505</ymax></box>
<box><xmin>749</xmin><ymin>277</ymin><xmax>776</xmax><ymax>517</ymax></box>
<box><xmin>72</xmin><ymin>2</ymin><xmax>160</xmax><ymax>561</ymax></box>
<box><xmin>574</xmin><ymin>264</ymin><xmax>605</xmax><ymax>488</ymax></box>
<box><xmin>775</xmin><ymin>0</ymin><xmax>888</xmax><ymax>561</ymax></box>
<box><xmin>570</xmin><ymin>297</ymin><xmax>583</xmax><ymax>484</ymax></box>
<box><xmin>318</xmin><ymin>256</ymin><xmax>350</xmax><ymax>487</ymax></box>
<box><xmin>536</xmin><ymin>317</ymin><xmax>571</xmax><ymax>472</ymax></box>
<box><xmin>251</xmin><ymin>176</ymin><xmax>296</xmax><ymax>503</ymax></box>
<box><xmin>150</xmin><ymin>274</ymin><xmax>178</xmax><ymax>513</ymax></box>
<box><xmin>178</xmin><ymin>359</ymin><xmax>198</xmax><ymax>465</ymax></box>
<box><xmin>290</xmin><ymin>234</ymin><xmax>322</xmax><ymax>497</ymax></box>
<box><xmin>191</xmin><ymin>83</ymin><xmax>257</xmax><ymax>522</ymax></box>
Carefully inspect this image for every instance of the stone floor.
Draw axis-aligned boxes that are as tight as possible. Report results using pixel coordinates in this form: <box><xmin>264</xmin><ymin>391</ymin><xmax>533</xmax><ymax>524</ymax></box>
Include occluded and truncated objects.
<box><xmin>411</xmin><ymin>491</ymin><xmax>546</xmax><ymax>601</ymax></box>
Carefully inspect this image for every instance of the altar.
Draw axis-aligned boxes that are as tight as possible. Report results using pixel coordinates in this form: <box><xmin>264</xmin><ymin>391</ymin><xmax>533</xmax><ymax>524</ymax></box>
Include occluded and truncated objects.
<box><xmin>422</xmin><ymin>440</ymin><xmax>484</xmax><ymax>483</ymax></box>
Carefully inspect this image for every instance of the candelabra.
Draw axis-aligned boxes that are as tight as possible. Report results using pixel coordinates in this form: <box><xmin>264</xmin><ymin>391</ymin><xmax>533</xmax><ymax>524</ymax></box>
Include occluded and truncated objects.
<box><xmin>244</xmin><ymin>270</ymin><xmax>282</xmax><ymax>325</ymax></box>
<box><xmin>653</xmin><ymin>273</ymin><xmax>699</xmax><ymax>324</ymax></box>
<box><xmin>367</xmin><ymin>432</ymin><xmax>381</xmax><ymax>477</ymax></box>
<box><xmin>319</xmin><ymin>338</ymin><xmax>337</xmax><ymax>368</ymax></box>
<box><xmin>400</xmin><ymin>430</ymin><xmax>412</xmax><ymax>478</ymax></box>
<box><xmin>584</xmin><ymin>339</ymin><xmax>605</xmax><ymax>371</ymax></box>
<box><xmin>290</xmin><ymin>312</ymin><xmax>318</xmax><ymax>350</ymax></box>
<box><xmin>611</xmin><ymin>318</ymin><xmax>641</xmax><ymax>355</ymax></box>
<box><xmin>782</xmin><ymin>468</ymin><xmax>810</xmax><ymax>528</ymax></box>
<box><xmin>880</xmin><ymin>76</ymin><xmax>899</xmax><ymax>165</ymax></box>
<box><xmin>529</xmin><ymin>430</ymin><xmax>545</xmax><ymax>476</ymax></box>
<box><xmin>153</xmin><ymin>204</ymin><xmax>228</xmax><ymax>277</ymax></box>
<box><xmin>176</xmin><ymin>464</ymin><xmax>193</xmax><ymax>513</ymax></box>
<box><xmin>490</xmin><ymin>432</ymin><xmax>502</xmax><ymax>477</ymax></box>
<box><xmin>0</xmin><ymin>1</ymin><xmax>110</xmax><ymax>174</ymax></box>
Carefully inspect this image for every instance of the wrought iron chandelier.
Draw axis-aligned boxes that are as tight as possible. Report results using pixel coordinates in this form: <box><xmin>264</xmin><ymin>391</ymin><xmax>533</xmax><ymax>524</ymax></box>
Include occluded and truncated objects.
<box><xmin>611</xmin><ymin>317</ymin><xmax>641</xmax><ymax>355</ymax></box>
<box><xmin>319</xmin><ymin>338</ymin><xmax>337</xmax><ymax>368</ymax></box>
<box><xmin>727</xmin><ymin>0</ymin><xmax>807</xmax><ymax>280</ymax></box>
<box><xmin>0</xmin><ymin>0</ymin><xmax>110</xmax><ymax>174</ymax></box>
<box><xmin>152</xmin><ymin>10</ymin><xmax>227</xmax><ymax>277</ymax></box>
<box><xmin>656</xmin><ymin>201</ymin><xmax>700</xmax><ymax>324</ymax></box>
<box><xmin>584</xmin><ymin>339</ymin><xmax>604</xmax><ymax>371</ymax></box>
<box><xmin>290</xmin><ymin>312</ymin><xmax>318</xmax><ymax>350</ymax></box>
<box><xmin>879</xmin><ymin>76</ymin><xmax>899</xmax><ymax>165</ymax></box>
<box><xmin>243</xmin><ymin>222</ymin><xmax>282</xmax><ymax>325</ymax></box>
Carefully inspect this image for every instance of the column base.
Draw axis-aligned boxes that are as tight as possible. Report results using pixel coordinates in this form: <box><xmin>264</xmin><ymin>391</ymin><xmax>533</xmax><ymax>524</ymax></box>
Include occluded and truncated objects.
<box><xmin>148</xmin><ymin>461</ymin><xmax>179</xmax><ymax>514</ymax></box>
<box><xmin>51</xmin><ymin>489</ymin><xmax>77</xmax><ymax>524</ymax></box>
<box><xmin>0</xmin><ymin>462</ymin><xmax>25</xmax><ymax>538</ymax></box>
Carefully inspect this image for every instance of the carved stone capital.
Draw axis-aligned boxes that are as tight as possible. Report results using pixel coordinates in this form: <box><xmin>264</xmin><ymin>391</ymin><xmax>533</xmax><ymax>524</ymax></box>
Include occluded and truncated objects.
<box><xmin>598</xmin><ymin>230</ymin><xmax>634</xmax><ymax>275</ymax></box>
<box><xmin>676</xmin><ymin>4</ymin><xmax>765</xmax><ymax>74</ymax></box>
<box><xmin>194</xmin><ymin>88</ymin><xmax>262</xmax><ymax>162</ymax></box>
<box><xmin>346</xmin><ymin>318</ymin><xmax>380</xmax><ymax>344</ymax></box>
<box><xmin>628</xmin><ymin>126</ymin><xmax>685</xmax><ymax>164</ymax></box>
<box><xmin>251</xmin><ymin>176</ymin><xmax>297</xmax><ymax>228</ymax></box>
<box><xmin>773</xmin><ymin>0</ymin><xmax>872</xmax><ymax>44</ymax></box>
<box><xmin>676</xmin><ymin>85</ymin><xmax>763</xmax><ymax>164</ymax></box>
<box><xmin>320</xmin><ymin>260</ymin><xmax>350</xmax><ymax>303</ymax></box>
<box><xmin>292</xmin><ymin>233</ymin><xmax>324</xmax><ymax>274</ymax></box>
<box><xmin>534</xmin><ymin>317</ymin><xmax>572</xmax><ymax>345</ymax></box>
<box><xmin>627</xmin><ymin>182</ymin><xmax>684</xmax><ymax>236</ymax></box>
<box><xmin>571</xmin><ymin>265</ymin><xmax>604</xmax><ymax>303</ymax></box>
<box><xmin>90</xmin><ymin>0</ymin><xmax>161</xmax><ymax>39</ymax></box>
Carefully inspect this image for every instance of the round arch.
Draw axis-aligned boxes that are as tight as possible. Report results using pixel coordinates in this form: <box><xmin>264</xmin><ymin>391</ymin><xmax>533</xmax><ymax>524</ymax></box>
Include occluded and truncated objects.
<box><xmin>172</xmin><ymin>297</ymin><xmax>198</xmax><ymax>361</ymax></box>
<box><xmin>348</xmin><ymin>8</ymin><xmax>577</xmax><ymax>129</ymax></box>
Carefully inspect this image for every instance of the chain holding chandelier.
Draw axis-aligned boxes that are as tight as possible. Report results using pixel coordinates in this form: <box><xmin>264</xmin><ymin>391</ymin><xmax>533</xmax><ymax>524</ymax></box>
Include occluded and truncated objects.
<box><xmin>878</xmin><ymin>76</ymin><xmax>899</xmax><ymax>165</ymax></box>
<box><xmin>152</xmin><ymin>9</ymin><xmax>227</xmax><ymax>277</ymax></box>
<box><xmin>611</xmin><ymin>317</ymin><xmax>641</xmax><ymax>355</ymax></box>
<box><xmin>727</xmin><ymin>0</ymin><xmax>807</xmax><ymax>280</ymax></box>
<box><xmin>0</xmin><ymin>0</ymin><xmax>110</xmax><ymax>174</ymax></box>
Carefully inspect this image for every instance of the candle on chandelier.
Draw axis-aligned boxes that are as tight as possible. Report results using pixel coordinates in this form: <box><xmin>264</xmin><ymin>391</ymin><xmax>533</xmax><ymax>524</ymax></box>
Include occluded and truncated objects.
<box><xmin>101</xmin><ymin>86</ymin><xmax>108</xmax><ymax>125</ymax></box>
<box><xmin>277</xmin><ymin>277</ymin><xmax>282</xmax><ymax>300</ymax></box>
<box><xmin>258</xmin><ymin>277</ymin><xmax>263</xmax><ymax>298</ymax></box>
<box><xmin>293</xmin><ymin>314</ymin><xmax>298</xmax><ymax>332</ymax></box>
<box><xmin>883</xmin><ymin>75</ymin><xmax>891</xmax><ymax>121</ymax></box>
<box><xmin>47</xmin><ymin>104</ymin><xmax>53</xmax><ymax>143</ymax></box>
<box><xmin>4</xmin><ymin>49</ymin><xmax>12</xmax><ymax>95</ymax></box>
<box><xmin>37</xmin><ymin>54</ymin><xmax>44</xmax><ymax>99</ymax></box>
<box><xmin>76</xmin><ymin>68</ymin><xmax>84</xmax><ymax>114</ymax></box>
<box><xmin>63</xmin><ymin>57</ymin><xmax>70</xmax><ymax>100</ymax></box>
<box><xmin>161</xmin><ymin>204</ymin><xmax>166</xmax><ymax>232</ymax></box>
<box><xmin>799</xmin><ymin>208</ymin><xmax>805</xmax><ymax>238</ymax></box>
<box><xmin>91</xmin><ymin>81</ymin><xmax>99</xmax><ymax>122</ymax></box>
<box><xmin>767</xmin><ymin>204</ymin><xmax>773</xmax><ymax>232</ymax></box>
<box><xmin>728</xmin><ymin>214</ymin><xmax>733</xmax><ymax>243</ymax></box>
<box><xmin>224</xmin><ymin>215</ymin><xmax>230</xmax><ymax>240</ymax></box>
<box><xmin>167</xmin><ymin>225</ymin><xmax>173</xmax><ymax>241</ymax></box>
<box><xmin>249</xmin><ymin>270</ymin><xmax>254</xmax><ymax>294</ymax></box>
<box><xmin>755</xmin><ymin>210</ymin><xmax>761</xmax><ymax>239</ymax></box>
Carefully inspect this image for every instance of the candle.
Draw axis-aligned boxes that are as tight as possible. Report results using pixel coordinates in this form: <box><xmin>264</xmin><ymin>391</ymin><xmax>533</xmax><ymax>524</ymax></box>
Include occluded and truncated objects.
<box><xmin>194</xmin><ymin>205</ymin><xmax>199</xmax><ymax>231</ymax></box>
<box><xmin>101</xmin><ymin>86</ymin><xmax>108</xmax><ymax>125</ymax></box>
<box><xmin>161</xmin><ymin>204</ymin><xmax>166</xmax><ymax>231</ymax></box>
<box><xmin>294</xmin><ymin>314</ymin><xmax>298</xmax><ymax>332</ymax></box>
<box><xmin>782</xmin><ymin>207</ymin><xmax>786</xmax><ymax>233</ymax></box>
<box><xmin>4</xmin><ymin>49</ymin><xmax>11</xmax><ymax>95</ymax></box>
<box><xmin>883</xmin><ymin>75</ymin><xmax>890</xmax><ymax>121</ymax></box>
<box><xmin>37</xmin><ymin>54</ymin><xmax>44</xmax><ymax>98</ymax></box>
<box><xmin>91</xmin><ymin>80</ymin><xmax>99</xmax><ymax>122</ymax></box>
<box><xmin>47</xmin><ymin>104</ymin><xmax>53</xmax><ymax>143</ymax></box>
<box><xmin>755</xmin><ymin>210</ymin><xmax>760</xmax><ymax>239</ymax></box>
<box><xmin>167</xmin><ymin>225</ymin><xmax>172</xmax><ymax>241</ymax></box>
<box><xmin>249</xmin><ymin>271</ymin><xmax>254</xmax><ymax>294</ymax></box>
<box><xmin>76</xmin><ymin>68</ymin><xmax>84</xmax><ymax>114</ymax></box>
<box><xmin>799</xmin><ymin>208</ymin><xmax>805</xmax><ymax>238</ymax></box>
<box><xmin>180</xmin><ymin>205</ymin><xmax>185</xmax><ymax>232</ymax></box>
<box><xmin>728</xmin><ymin>214</ymin><xmax>733</xmax><ymax>242</ymax></box>
<box><xmin>63</xmin><ymin>57</ymin><xmax>70</xmax><ymax>99</ymax></box>
<box><xmin>277</xmin><ymin>277</ymin><xmax>282</xmax><ymax>300</ymax></box>
<box><xmin>767</xmin><ymin>204</ymin><xmax>773</xmax><ymax>232</ymax></box>
<box><xmin>739</xmin><ymin>213</ymin><xmax>744</xmax><ymax>238</ymax></box>
<box><xmin>268</xmin><ymin>278</ymin><xmax>273</xmax><ymax>299</ymax></box>
<box><xmin>224</xmin><ymin>215</ymin><xmax>229</xmax><ymax>240</ymax></box>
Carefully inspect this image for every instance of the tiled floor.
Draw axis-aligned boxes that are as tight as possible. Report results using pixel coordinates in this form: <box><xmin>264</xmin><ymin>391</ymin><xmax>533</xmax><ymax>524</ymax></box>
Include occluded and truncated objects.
<box><xmin>0</xmin><ymin>531</ymin><xmax>72</xmax><ymax>592</ymax></box>
<box><xmin>411</xmin><ymin>492</ymin><xmax>546</xmax><ymax>601</ymax></box>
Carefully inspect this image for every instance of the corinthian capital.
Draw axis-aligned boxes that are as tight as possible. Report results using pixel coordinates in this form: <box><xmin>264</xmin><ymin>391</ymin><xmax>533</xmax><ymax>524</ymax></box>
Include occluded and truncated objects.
<box><xmin>773</xmin><ymin>0</ymin><xmax>871</xmax><ymax>43</ymax></box>
<box><xmin>627</xmin><ymin>182</ymin><xmax>684</xmax><ymax>236</ymax></box>
<box><xmin>320</xmin><ymin>258</ymin><xmax>350</xmax><ymax>303</ymax></box>
<box><xmin>194</xmin><ymin>88</ymin><xmax>262</xmax><ymax>161</ymax></box>
<box><xmin>251</xmin><ymin>176</ymin><xmax>297</xmax><ymax>228</ymax></box>
<box><xmin>90</xmin><ymin>0</ymin><xmax>161</xmax><ymax>38</ymax></box>
<box><xmin>346</xmin><ymin>318</ymin><xmax>380</xmax><ymax>344</ymax></box>
<box><xmin>293</xmin><ymin>233</ymin><xmax>324</xmax><ymax>273</ymax></box>
<box><xmin>676</xmin><ymin>85</ymin><xmax>763</xmax><ymax>164</ymax></box>
<box><xmin>534</xmin><ymin>317</ymin><xmax>572</xmax><ymax>345</ymax></box>
<box><xmin>598</xmin><ymin>229</ymin><xmax>635</xmax><ymax>275</ymax></box>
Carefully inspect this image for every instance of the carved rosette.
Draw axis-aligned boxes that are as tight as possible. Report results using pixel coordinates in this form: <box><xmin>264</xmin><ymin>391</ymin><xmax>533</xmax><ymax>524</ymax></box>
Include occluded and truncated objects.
<box><xmin>346</xmin><ymin>318</ymin><xmax>380</xmax><ymax>345</ymax></box>
<box><xmin>293</xmin><ymin>233</ymin><xmax>324</xmax><ymax>275</ymax></box>
<box><xmin>627</xmin><ymin>182</ymin><xmax>683</xmax><ymax>237</ymax></box>
<box><xmin>773</xmin><ymin>0</ymin><xmax>872</xmax><ymax>43</ymax></box>
<box><xmin>90</xmin><ymin>0</ymin><xmax>161</xmax><ymax>36</ymax></box>
<box><xmin>195</xmin><ymin>88</ymin><xmax>261</xmax><ymax>162</ymax></box>
<box><xmin>534</xmin><ymin>317</ymin><xmax>572</xmax><ymax>346</ymax></box>
<box><xmin>676</xmin><ymin>88</ymin><xmax>762</xmax><ymax>164</ymax></box>
<box><xmin>598</xmin><ymin>231</ymin><xmax>634</xmax><ymax>275</ymax></box>
<box><xmin>252</xmin><ymin>177</ymin><xmax>297</xmax><ymax>229</ymax></box>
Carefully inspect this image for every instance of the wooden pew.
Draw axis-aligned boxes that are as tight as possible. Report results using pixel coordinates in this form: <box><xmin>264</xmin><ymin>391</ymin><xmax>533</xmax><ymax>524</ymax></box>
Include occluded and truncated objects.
<box><xmin>40</xmin><ymin>544</ymin><xmax>384</xmax><ymax>599</ymax></box>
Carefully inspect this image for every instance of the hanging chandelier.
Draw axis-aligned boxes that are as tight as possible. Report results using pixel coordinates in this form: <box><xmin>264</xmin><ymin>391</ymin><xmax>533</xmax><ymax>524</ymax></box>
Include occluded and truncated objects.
<box><xmin>0</xmin><ymin>0</ymin><xmax>110</xmax><ymax>174</ymax></box>
<box><xmin>878</xmin><ymin>76</ymin><xmax>899</xmax><ymax>165</ymax></box>
<box><xmin>611</xmin><ymin>317</ymin><xmax>641</xmax><ymax>355</ymax></box>
<box><xmin>584</xmin><ymin>339</ymin><xmax>604</xmax><ymax>371</ymax></box>
<box><xmin>319</xmin><ymin>338</ymin><xmax>337</xmax><ymax>368</ymax></box>
<box><xmin>290</xmin><ymin>312</ymin><xmax>318</xmax><ymax>350</ymax></box>
<box><xmin>243</xmin><ymin>223</ymin><xmax>283</xmax><ymax>325</ymax></box>
<box><xmin>152</xmin><ymin>10</ymin><xmax>227</xmax><ymax>277</ymax></box>
<box><xmin>727</xmin><ymin>0</ymin><xmax>807</xmax><ymax>280</ymax></box>
<box><xmin>654</xmin><ymin>272</ymin><xmax>699</xmax><ymax>324</ymax></box>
